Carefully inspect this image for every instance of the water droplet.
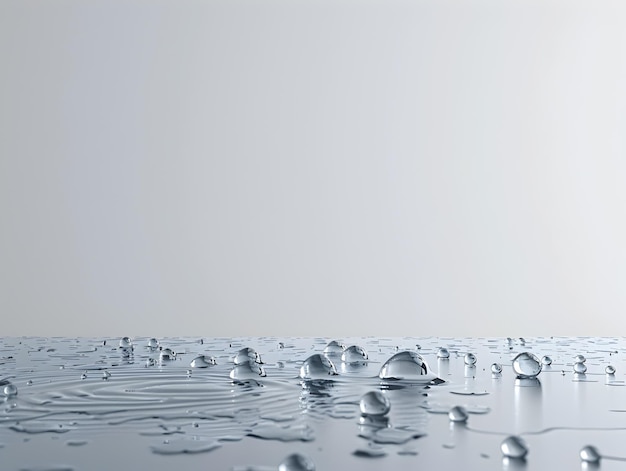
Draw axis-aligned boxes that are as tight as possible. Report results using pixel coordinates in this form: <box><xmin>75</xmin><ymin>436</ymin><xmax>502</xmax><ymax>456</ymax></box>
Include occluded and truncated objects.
<box><xmin>491</xmin><ymin>363</ymin><xmax>503</xmax><ymax>374</ymax></box>
<box><xmin>437</xmin><ymin>347</ymin><xmax>450</xmax><ymax>359</ymax></box>
<box><xmin>230</xmin><ymin>360</ymin><xmax>266</xmax><ymax>380</ymax></box>
<box><xmin>3</xmin><ymin>383</ymin><xmax>18</xmax><ymax>397</ymax></box>
<box><xmin>233</xmin><ymin>347</ymin><xmax>262</xmax><ymax>365</ymax></box>
<box><xmin>278</xmin><ymin>342</ymin><xmax>285</xmax><ymax>349</ymax></box>
<box><xmin>464</xmin><ymin>353</ymin><xmax>477</xmax><ymax>366</ymax></box>
<box><xmin>119</xmin><ymin>337</ymin><xmax>132</xmax><ymax>348</ymax></box>
<box><xmin>580</xmin><ymin>445</ymin><xmax>601</xmax><ymax>463</ymax></box>
<box><xmin>102</xmin><ymin>370</ymin><xmax>111</xmax><ymax>380</ymax></box>
<box><xmin>323</xmin><ymin>340</ymin><xmax>344</xmax><ymax>356</ymax></box>
<box><xmin>278</xmin><ymin>453</ymin><xmax>315</xmax><ymax>471</ymax></box>
<box><xmin>448</xmin><ymin>405</ymin><xmax>468</xmax><ymax>423</ymax></box>
<box><xmin>190</xmin><ymin>355</ymin><xmax>217</xmax><ymax>368</ymax></box>
<box><xmin>379</xmin><ymin>351</ymin><xmax>430</xmax><ymax>381</ymax></box>
<box><xmin>341</xmin><ymin>345</ymin><xmax>368</xmax><ymax>362</ymax></box>
<box><xmin>500</xmin><ymin>435</ymin><xmax>528</xmax><ymax>459</ymax></box>
<box><xmin>541</xmin><ymin>355</ymin><xmax>552</xmax><ymax>366</ymax></box>
<box><xmin>575</xmin><ymin>354</ymin><xmax>586</xmax><ymax>363</ymax></box>
<box><xmin>146</xmin><ymin>358</ymin><xmax>155</xmax><ymax>367</ymax></box>
<box><xmin>299</xmin><ymin>354</ymin><xmax>338</xmax><ymax>380</ymax></box>
<box><xmin>605</xmin><ymin>365</ymin><xmax>616</xmax><ymax>375</ymax></box>
<box><xmin>512</xmin><ymin>352</ymin><xmax>542</xmax><ymax>379</ymax></box>
<box><xmin>80</xmin><ymin>372</ymin><xmax>87</xmax><ymax>380</ymax></box>
<box><xmin>574</xmin><ymin>362</ymin><xmax>587</xmax><ymax>374</ymax></box>
<box><xmin>519</xmin><ymin>338</ymin><xmax>526</xmax><ymax>346</ymax></box>
<box><xmin>359</xmin><ymin>391</ymin><xmax>390</xmax><ymax>416</ymax></box>
<box><xmin>415</xmin><ymin>344</ymin><xmax>422</xmax><ymax>351</ymax></box>
<box><xmin>159</xmin><ymin>348</ymin><xmax>176</xmax><ymax>362</ymax></box>
<box><xmin>26</xmin><ymin>380</ymin><xmax>33</xmax><ymax>386</ymax></box>
<box><xmin>147</xmin><ymin>338</ymin><xmax>159</xmax><ymax>349</ymax></box>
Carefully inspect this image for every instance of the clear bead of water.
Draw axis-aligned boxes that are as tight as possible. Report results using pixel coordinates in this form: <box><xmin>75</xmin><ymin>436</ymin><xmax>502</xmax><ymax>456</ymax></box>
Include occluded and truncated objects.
<box><xmin>278</xmin><ymin>453</ymin><xmax>315</xmax><ymax>471</ymax></box>
<box><xmin>437</xmin><ymin>347</ymin><xmax>450</xmax><ymax>359</ymax></box>
<box><xmin>448</xmin><ymin>405</ymin><xmax>468</xmax><ymax>423</ymax></box>
<box><xmin>464</xmin><ymin>353</ymin><xmax>477</xmax><ymax>366</ymax></box>
<box><xmin>359</xmin><ymin>391</ymin><xmax>391</xmax><ymax>416</ymax></box>
<box><xmin>491</xmin><ymin>363</ymin><xmax>502</xmax><ymax>374</ymax></box>
<box><xmin>299</xmin><ymin>354</ymin><xmax>338</xmax><ymax>380</ymax></box>
<box><xmin>580</xmin><ymin>445</ymin><xmax>601</xmax><ymax>463</ymax></box>
<box><xmin>500</xmin><ymin>435</ymin><xmax>528</xmax><ymax>459</ymax></box>
<box><xmin>341</xmin><ymin>345</ymin><xmax>368</xmax><ymax>362</ymax></box>
<box><xmin>379</xmin><ymin>351</ymin><xmax>430</xmax><ymax>380</ymax></box>
<box><xmin>512</xmin><ymin>352</ymin><xmax>542</xmax><ymax>379</ymax></box>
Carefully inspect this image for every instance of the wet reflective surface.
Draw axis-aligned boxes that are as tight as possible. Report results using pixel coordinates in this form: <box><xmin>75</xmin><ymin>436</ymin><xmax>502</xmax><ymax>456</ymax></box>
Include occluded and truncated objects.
<box><xmin>2</xmin><ymin>336</ymin><xmax>626</xmax><ymax>470</ymax></box>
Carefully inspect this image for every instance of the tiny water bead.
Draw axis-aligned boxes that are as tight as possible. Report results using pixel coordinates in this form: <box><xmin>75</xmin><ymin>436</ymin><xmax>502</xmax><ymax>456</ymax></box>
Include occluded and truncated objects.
<box><xmin>580</xmin><ymin>445</ymin><xmax>601</xmax><ymax>464</ymax></box>
<box><xmin>541</xmin><ymin>356</ymin><xmax>553</xmax><ymax>366</ymax></box>
<box><xmin>159</xmin><ymin>348</ymin><xmax>176</xmax><ymax>362</ymax></box>
<box><xmin>3</xmin><ymin>383</ymin><xmax>18</xmax><ymax>397</ymax></box>
<box><xmin>230</xmin><ymin>360</ymin><xmax>267</xmax><ymax>380</ymax></box>
<box><xmin>605</xmin><ymin>365</ymin><xmax>616</xmax><ymax>375</ymax></box>
<box><xmin>500</xmin><ymin>435</ymin><xmax>528</xmax><ymax>459</ymax></box>
<box><xmin>299</xmin><ymin>354</ymin><xmax>338</xmax><ymax>380</ymax></box>
<box><xmin>119</xmin><ymin>337</ymin><xmax>133</xmax><ymax>349</ymax></box>
<box><xmin>574</xmin><ymin>362</ymin><xmax>587</xmax><ymax>374</ymax></box>
<box><xmin>491</xmin><ymin>363</ymin><xmax>503</xmax><ymax>374</ymax></box>
<box><xmin>575</xmin><ymin>354</ymin><xmax>587</xmax><ymax>364</ymax></box>
<box><xmin>233</xmin><ymin>347</ymin><xmax>263</xmax><ymax>365</ymax></box>
<box><xmin>464</xmin><ymin>353</ymin><xmax>477</xmax><ymax>366</ymax></box>
<box><xmin>359</xmin><ymin>391</ymin><xmax>391</xmax><ymax>417</ymax></box>
<box><xmin>323</xmin><ymin>340</ymin><xmax>344</xmax><ymax>356</ymax></box>
<box><xmin>102</xmin><ymin>370</ymin><xmax>111</xmax><ymax>380</ymax></box>
<box><xmin>437</xmin><ymin>347</ymin><xmax>450</xmax><ymax>359</ymax></box>
<box><xmin>80</xmin><ymin>372</ymin><xmax>87</xmax><ymax>380</ymax></box>
<box><xmin>448</xmin><ymin>406</ymin><xmax>468</xmax><ymax>423</ymax></box>
<box><xmin>190</xmin><ymin>355</ymin><xmax>217</xmax><ymax>368</ymax></box>
<box><xmin>341</xmin><ymin>345</ymin><xmax>368</xmax><ymax>362</ymax></box>
<box><xmin>379</xmin><ymin>351</ymin><xmax>430</xmax><ymax>381</ymax></box>
<box><xmin>512</xmin><ymin>352</ymin><xmax>542</xmax><ymax>379</ymax></box>
<box><xmin>147</xmin><ymin>338</ymin><xmax>159</xmax><ymax>349</ymax></box>
<box><xmin>278</xmin><ymin>453</ymin><xmax>315</xmax><ymax>471</ymax></box>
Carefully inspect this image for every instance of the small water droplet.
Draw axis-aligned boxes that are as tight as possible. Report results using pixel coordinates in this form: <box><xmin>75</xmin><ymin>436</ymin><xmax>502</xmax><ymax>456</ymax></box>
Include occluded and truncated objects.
<box><xmin>512</xmin><ymin>352</ymin><xmax>542</xmax><ymax>379</ymax></box>
<box><xmin>233</xmin><ymin>347</ymin><xmax>262</xmax><ymax>365</ymax></box>
<box><xmin>230</xmin><ymin>360</ymin><xmax>266</xmax><ymax>380</ymax></box>
<box><xmin>190</xmin><ymin>355</ymin><xmax>217</xmax><ymax>368</ymax></box>
<box><xmin>341</xmin><ymin>345</ymin><xmax>368</xmax><ymax>362</ymax></box>
<box><xmin>160</xmin><ymin>348</ymin><xmax>176</xmax><ymax>362</ymax></box>
<box><xmin>437</xmin><ymin>347</ymin><xmax>450</xmax><ymax>359</ymax></box>
<box><xmin>323</xmin><ymin>340</ymin><xmax>344</xmax><ymax>356</ymax></box>
<box><xmin>519</xmin><ymin>338</ymin><xmax>526</xmax><ymax>346</ymax></box>
<box><xmin>278</xmin><ymin>342</ymin><xmax>285</xmax><ymax>349</ymax></box>
<box><xmin>26</xmin><ymin>380</ymin><xmax>33</xmax><ymax>386</ymax></box>
<box><xmin>500</xmin><ymin>435</ymin><xmax>528</xmax><ymax>459</ymax></box>
<box><xmin>3</xmin><ymin>384</ymin><xmax>18</xmax><ymax>397</ymax></box>
<box><xmin>541</xmin><ymin>356</ymin><xmax>552</xmax><ymax>366</ymax></box>
<box><xmin>299</xmin><ymin>354</ymin><xmax>338</xmax><ymax>380</ymax></box>
<box><xmin>147</xmin><ymin>338</ymin><xmax>159</xmax><ymax>349</ymax></box>
<box><xmin>102</xmin><ymin>370</ymin><xmax>111</xmax><ymax>380</ymax></box>
<box><xmin>359</xmin><ymin>391</ymin><xmax>390</xmax><ymax>416</ymax></box>
<box><xmin>146</xmin><ymin>358</ymin><xmax>155</xmax><ymax>367</ymax></box>
<box><xmin>464</xmin><ymin>353</ymin><xmax>477</xmax><ymax>366</ymax></box>
<box><xmin>605</xmin><ymin>365</ymin><xmax>616</xmax><ymax>375</ymax></box>
<box><xmin>491</xmin><ymin>363</ymin><xmax>503</xmax><ymax>374</ymax></box>
<box><xmin>80</xmin><ymin>372</ymin><xmax>87</xmax><ymax>380</ymax></box>
<box><xmin>278</xmin><ymin>453</ymin><xmax>315</xmax><ymax>471</ymax></box>
<box><xmin>119</xmin><ymin>337</ymin><xmax>132</xmax><ymax>349</ymax></box>
<box><xmin>574</xmin><ymin>354</ymin><xmax>586</xmax><ymax>363</ymax></box>
<box><xmin>574</xmin><ymin>362</ymin><xmax>587</xmax><ymax>374</ymax></box>
<box><xmin>379</xmin><ymin>351</ymin><xmax>430</xmax><ymax>381</ymax></box>
<box><xmin>415</xmin><ymin>344</ymin><xmax>422</xmax><ymax>351</ymax></box>
<box><xmin>580</xmin><ymin>445</ymin><xmax>601</xmax><ymax>463</ymax></box>
<box><xmin>448</xmin><ymin>405</ymin><xmax>468</xmax><ymax>423</ymax></box>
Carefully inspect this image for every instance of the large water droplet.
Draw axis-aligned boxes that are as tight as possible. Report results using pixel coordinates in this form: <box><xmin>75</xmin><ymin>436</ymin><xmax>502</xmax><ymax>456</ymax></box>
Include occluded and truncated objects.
<box><xmin>500</xmin><ymin>435</ymin><xmax>528</xmax><ymax>459</ymax></box>
<box><xmin>230</xmin><ymin>360</ymin><xmax>266</xmax><ymax>380</ymax></box>
<box><xmin>233</xmin><ymin>347</ymin><xmax>262</xmax><ymax>365</ymax></box>
<box><xmin>580</xmin><ymin>445</ymin><xmax>601</xmax><ymax>463</ymax></box>
<box><xmin>541</xmin><ymin>355</ymin><xmax>552</xmax><ymax>366</ymax></box>
<box><xmin>464</xmin><ymin>353</ymin><xmax>477</xmax><ymax>366</ymax></box>
<box><xmin>491</xmin><ymin>363</ymin><xmax>503</xmax><ymax>374</ymax></box>
<box><xmin>605</xmin><ymin>365</ymin><xmax>616</xmax><ymax>375</ymax></box>
<box><xmin>3</xmin><ymin>383</ymin><xmax>18</xmax><ymax>397</ymax></box>
<box><xmin>448</xmin><ymin>405</ymin><xmax>468</xmax><ymax>423</ymax></box>
<box><xmin>119</xmin><ymin>337</ymin><xmax>132</xmax><ymax>349</ymax></box>
<box><xmin>299</xmin><ymin>354</ymin><xmax>338</xmax><ymax>380</ymax></box>
<box><xmin>359</xmin><ymin>391</ymin><xmax>390</xmax><ymax>416</ymax></box>
<box><xmin>341</xmin><ymin>345</ymin><xmax>368</xmax><ymax>362</ymax></box>
<box><xmin>190</xmin><ymin>355</ymin><xmax>217</xmax><ymax>368</ymax></box>
<box><xmin>437</xmin><ymin>347</ymin><xmax>450</xmax><ymax>359</ymax></box>
<box><xmin>379</xmin><ymin>351</ymin><xmax>430</xmax><ymax>381</ymax></box>
<box><xmin>323</xmin><ymin>340</ymin><xmax>344</xmax><ymax>356</ymax></box>
<box><xmin>278</xmin><ymin>453</ymin><xmax>315</xmax><ymax>471</ymax></box>
<box><xmin>574</xmin><ymin>362</ymin><xmax>587</xmax><ymax>374</ymax></box>
<box><xmin>512</xmin><ymin>352</ymin><xmax>542</xmax><ymax>379</ymax></box>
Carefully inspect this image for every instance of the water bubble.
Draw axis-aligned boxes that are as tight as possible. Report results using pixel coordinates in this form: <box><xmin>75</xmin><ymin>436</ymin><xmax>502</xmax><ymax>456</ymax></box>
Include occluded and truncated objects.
<box><xmin>500</xmin><ymin>435</ymin><xmax>528</xmax><ymax>459</ymax></box>
<box><xmin>102</xmin><ymin>370</ymin><xmax>111</xmax><ymax>380</ymax></box>
<box><xmin>119</xmin><ymin>337</ymin><xmax>132</xmax><ymax>348</ymax></box>
<box><xmin>278</xmin><ymin>453</ymin><xmax>315</xmax><ymax>471</ymax></box>
<box><xmin>605</xmin><ymin>365</ymin><xmax>616</xmax><ymax>375</ymax></box>
<box><xmin>190</xmin><ymin>355</ymin><xmax>217</xmax><ymax>368</ymax></box>
<box><xmin>299</xmin><ymin>354</ymin><xmax>338</xmax><ymax>380</ymax></box>
<box><xmin>448</xmin><ymin>405</ymin><xmax>468</xmax><ymax>423</ymax></box>
<box><xmin>379</xmin><ymin>351</ymin><xmax>430</xmax><ymax>381</ymax></box>
<box><xmin>437</xmin><ymin>347</ymin><xmax>450</xmax><ymax>359</ymax></box>
<box><xmin>159</xmin><ymin>348</ymin><xmax>176</xmax><ymax>362</ymax></box>
<box><xmin>230</xmin><ymin>360</ymin><xmax>266</xmax><ymax>380</ymax></box>
<box><xmin>575</xmin><ymin>354</ymin><xmax>586</xmax><ymax>363</ymax></box>
<box><xmin>574</xmin><ymin>362</ymin><xmax>587</xmax><ymax>374</ymax></box>
<box><xmin>2</xmin><ymin>384</ymin><xmax>17</xmax><ymax>397</ymax></box>
<box><xmin>512</xmin><ymin>352</ymin><xmax>542</xmax><ymax>379</ymax></box>
<box><xmin>341</xmin><ymin>345</ymin><xmax>368</xmax><ymax>362</ymax></box>
<box><xmin>464</xmin><ymin>353</ymin><xmax>477</xmax><ymax>366</ymax></box>
<box><xmin>359</xmin><ymin>391</ymin><xmax>390</xmax><ymax>416</ymax></box>
<box><xmin>323</xmin><ymin>340</ymin><xmax>344</xmax><ymax>356</ymax></box>
<box><xmin>233</xmin><ymin>347</ymin><xmax>262</xmax><ymax>365</ymax></box>
<box><xmin>541</xmin><ymin>355</ymin><xmax>552</xmax><ymax>366</ymax></box>
<box><xmin>580</xmin><ymin>445</ymin><xmax>601</xmax><ymax>463</ymax></box>
<box><xmin>147</xmin><ymin>338</ymin><xmax>159</xmax><ymax>349</ymax></box>
<box><xmin>491</xmin><ymin>363</ymin><xmax>503</xmax><ymax>374</ymax></box>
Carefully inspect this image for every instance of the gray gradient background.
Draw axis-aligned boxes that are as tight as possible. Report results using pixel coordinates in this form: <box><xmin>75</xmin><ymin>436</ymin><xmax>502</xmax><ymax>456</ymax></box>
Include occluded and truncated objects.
<box><xmin>2</xmin><ymin>0</ymin><xmax>625</xmax><ymax>337</ymax></box>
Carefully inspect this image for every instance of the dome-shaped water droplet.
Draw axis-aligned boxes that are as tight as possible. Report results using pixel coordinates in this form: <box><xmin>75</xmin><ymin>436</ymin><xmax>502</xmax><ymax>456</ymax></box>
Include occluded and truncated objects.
<box><xmin>233</xmin><ymin>347</ymin><xmax>262</xmax><ymax>365</ymax></box>
<box><xmin>341</xmin><ymin>345</ymin><xmax>368</xmax><ymax>362</ymax></box>
<box><xmin>299</xmin><ymin>354</ymin><xmax>338</xmax><ymax>380</ymax></box>
<box><xmin>541</xmin><ymin>355</ymin><xmax>552</xmax><ymax>366</ymax></box>
<box><xmin>605</xmin><ymin>365</ymin><xmax>616</xmax><ymax>375</ymax></box>
<box><xmin>147</xmin><ymin>338</ymin><xmax>159</xmax><ymax>349</ymax></box>
<box><xmin>80</xmin><ymin>372</ymin><xmax>87</xmax><ymax>380</ymax></box>
<box><xmin>491</xmin><ymin>363</ymin><xmax>503</xmax><ymax>374</ymax></box>
<box><xmin>512</xmin><ymin>352</ymin><xmax>542</xmax><ymax>379</ymax></box>
<box><xmin>3</xmin><ymin>383</ymin><xmax>18</xmax><ymax>397</ymax></box>
<box><xmin>278</xmin><ymin>453</ymin><xmax>315</xmax><ymax>471</ymax></box>
<box><xmin>464</xmin><ymin>353</ymin><xmax>477</xmax><ymax>366</ymax></box>
<box><xmin>448</xmin><ymin>405</ymin><xmax>468</xmax><ymax>423</ymax></box>
<box><xmin>575</xmin><ymin>354</ymin><xmax>586</xmax><ymax>363</ymax></box>
<box><xmin>359</xmin><ymin>391</ymin><xmax>390</xmax><ymax>416</ymax></box>
<box><xmin>379</xmin><ymin>351</ymin><xmax>430</xmax><ymax>381</ymax></box>
<box><xmin>580</xmin><ymin>445</ymin><xmax>601</xmax><ymax>463</ymax></box>
<box><xmin>190</xmin><ymin>355</ymin><xmax>217</xmax><ymax>368</ymax></box>
<box><xmin>160</xmin><ymin>348</ymin><xmax>176</xmax><ymax>361</ymax></box>
<box><xmin>437</xmin><ymin>347</ymin><xmax>450</xmax><ymax>359</ymax></box>
<box><xmin>323</xmin><ymin>340</ymin><xmax>344</xmax><ymax>356</ymax></box>
<box><xmin>278</xmin><ymin>342</ymin><xmax>285</xmax><ymax>349</ymax></box>
<box><xmin>500</xmin><ymin>435</ymin><xmax>528</xmax><ymax>459</ymax></box>
<box><xmin>119</xmin><ymin>337</ymin><xmax>132</xmax><ymax>348</ymax></box>
<box><xmin>574</xmin><ymin>362</ymin><xmax>587</xmax><ymax>374</ymax></box>
<box><xmin>230</xmin><ymin>360</ymin><xmax>266</xmax><ymax>380</ymax></box>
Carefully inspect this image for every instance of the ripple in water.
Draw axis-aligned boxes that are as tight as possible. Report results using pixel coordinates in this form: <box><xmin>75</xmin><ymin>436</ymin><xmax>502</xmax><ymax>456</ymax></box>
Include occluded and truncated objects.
<box><xmin>299</xmin><ymin>354</ymin><xmax>338</xmax><ymax>380</ymax></box>
<box><xmin>512</xmin><ymin>352</ymin><xmax>542</xmax><ymax>379</ymax></box>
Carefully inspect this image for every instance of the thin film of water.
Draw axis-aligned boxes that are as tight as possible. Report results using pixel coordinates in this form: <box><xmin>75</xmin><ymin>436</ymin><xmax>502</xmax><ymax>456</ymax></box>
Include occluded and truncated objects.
<box><xmin>3</xmin><ymin>337</ymin><xmax>626</xmax><ymax>470</ymax></box>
